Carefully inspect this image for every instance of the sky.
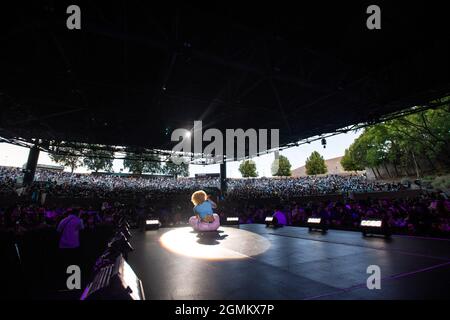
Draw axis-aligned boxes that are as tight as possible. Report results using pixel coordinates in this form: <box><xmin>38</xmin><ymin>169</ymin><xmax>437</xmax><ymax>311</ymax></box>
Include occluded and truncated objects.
<box><xmin>0</xmin><ymin>130</ymin><xmax>362</xmax><ymax>178</ymax></box>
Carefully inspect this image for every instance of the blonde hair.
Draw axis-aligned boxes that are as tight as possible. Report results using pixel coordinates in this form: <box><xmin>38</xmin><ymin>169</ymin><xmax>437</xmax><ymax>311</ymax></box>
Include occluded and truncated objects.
<box><xmin>191</xmin><ymin>190</ymin><xmax>207</xmax><ymax>206</ymax></box>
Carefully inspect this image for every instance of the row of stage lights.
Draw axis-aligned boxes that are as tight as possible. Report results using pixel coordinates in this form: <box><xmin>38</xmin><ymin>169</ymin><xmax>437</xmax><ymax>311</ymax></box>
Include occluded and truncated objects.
<box><xmin>144</xmin><ymin>216</ymin><xmax>240</xmax><ymax>230</ymax></box>
<box><xmin>81</xmin><ymin>217</ymin><xmax>145</xmax><ymax>300</ymax></box>
<box><xmin>265</xmin><ymin>216</ymin><xmax>391</xmax><ymax>237</ymax></box>
<box><xmin>143</xmin><ymin>216</ymin><xmax>390</xmax><ymax>237</ymax></box>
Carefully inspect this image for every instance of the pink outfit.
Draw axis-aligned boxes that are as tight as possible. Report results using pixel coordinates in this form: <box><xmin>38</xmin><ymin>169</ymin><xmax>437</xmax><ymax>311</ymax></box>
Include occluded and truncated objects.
<box><xmin>189</xmin><ymin>214</ymin><xmax>220</xmax><ymax>231</ymax></box>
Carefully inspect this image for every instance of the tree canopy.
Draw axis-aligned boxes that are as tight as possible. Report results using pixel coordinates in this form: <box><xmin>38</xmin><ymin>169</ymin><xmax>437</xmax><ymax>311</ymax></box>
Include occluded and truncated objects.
<box><xmin>163</xmin><ymin>160</ymin><xmax>189</xmax><ymax>178</ymax></box>
<box><xmin>271</xmin><ymin>155</ymin><xmax>292</xmax><ymax>176</ymax></box>
<box><xmin>82</xmin><ymin>147</ymin><xmax>114</xmax><ymax>172</ymax></box>
<box><xmin>305</xmin><ymin>151</ymin><xmax>327</xmax><ymax>175</ymax></box>
<box><xmin>342</xmin><ymin>98</ymin><xmax>450</xmax><ymax>177</ymax></box>
<box><xmin>48</xmin><ymin>142</ymin><xmax>84</xmax><ymax>173</ymax></box>
<box><xmin>123</xmin><ymin>149</ymin><xmax>162</xmax><ymax>174</ymax></box>
<box><xmin>239</xmin><ymin>160</ymin><xmax>258</xmax><ymax>177</ymax></box>
<box><xmin>340</xmin><ymin>147</ymin><xmax>364</xmax><ymax>172</ymax></box>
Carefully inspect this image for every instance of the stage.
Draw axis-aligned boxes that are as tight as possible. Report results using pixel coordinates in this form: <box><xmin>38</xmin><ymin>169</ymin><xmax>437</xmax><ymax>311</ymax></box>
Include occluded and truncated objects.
<box><xmin>128</xmin><ymin>224</ymin><xmax>450</xmax><ymax>300</ymax></box>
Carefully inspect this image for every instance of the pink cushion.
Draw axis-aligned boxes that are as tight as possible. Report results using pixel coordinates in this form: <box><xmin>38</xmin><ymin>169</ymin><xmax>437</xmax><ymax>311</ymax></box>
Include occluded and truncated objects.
<box><xmin>189</xmin><ymin>214</ymin><xmax>220</xmax><ymax>231</ymax></box>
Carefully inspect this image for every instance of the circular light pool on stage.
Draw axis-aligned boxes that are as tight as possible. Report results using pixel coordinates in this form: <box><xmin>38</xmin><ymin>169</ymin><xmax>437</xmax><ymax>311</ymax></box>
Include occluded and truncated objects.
<box><xmin>159</xmin><ymin>227</ymin><xmax>270</xmax><ymax>260</ymax></box>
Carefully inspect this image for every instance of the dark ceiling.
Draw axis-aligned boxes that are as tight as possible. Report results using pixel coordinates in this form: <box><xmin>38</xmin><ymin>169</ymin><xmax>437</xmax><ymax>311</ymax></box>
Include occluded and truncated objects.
<box><xmin>1</xmin><ymin>1</ymin><xmax>450</xmax><ymax>152</ymax></box>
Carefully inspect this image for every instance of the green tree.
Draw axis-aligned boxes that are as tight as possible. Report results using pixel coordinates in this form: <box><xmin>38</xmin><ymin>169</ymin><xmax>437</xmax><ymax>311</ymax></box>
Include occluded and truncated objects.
<box><xmin>123</xmin><ymin>158</ymin><xmax>145</xmax><ymax>175</ymax></box>
<box><xmin>163</xmin><ymin>160</ymin><xmax>189</xmax><ymax>178</ymax></box>
<box><xmin>82</xmin><ymin>146</ymin><xmax>114</xmax><ymax>173</ymax></box>
<box><xmin>305</xmin><ymin>151</ymin><xmax>327</xmax><ymax>175</ymax></box>
<box><xmin>49</xmin><ymin>153</ymin><xmax>82</xmax><ymax>173</ymax></box>
<box><xmin>123</xmin><ymin>150</ymin><xmax>162</xmax><ymax>174</ymax></box>
<box><xmin>49</xmin><ymin>142</ymin><xmax>83</xmax><ymax>173</ymax></box>
<box><xmin>239</xmin><ymin>160</ymin><xmax>258</xmax><ymax>177</ymax></box>
<box><xmin>344</xmin><ymin>98</ymin><xmax>450</xmax><ymax>178</ymax></box>
<box><xmin>341</xmin><ymin>147</ymin><xmax>364</xmax><ymax>172</ymax></box>
<box><xmin>345</xmin><ymin>126</ymin><xmax>389</xmax><ymax>178</ymax></box>
<box><xmin>271</xmin><ymin>155</ymin><xmax>292</xmax><ymax>176</ymax></box>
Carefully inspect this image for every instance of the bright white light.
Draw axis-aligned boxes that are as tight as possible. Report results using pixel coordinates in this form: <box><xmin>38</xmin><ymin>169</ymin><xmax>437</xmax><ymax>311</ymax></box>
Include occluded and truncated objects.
<box><xmin>122</xmin><ymin>260</ymin><xmax>141</xmax><ymax>300</ymax></box>
<box><xmin>227</xmin><ymin>217</ymin><xmax>239</xmax><ymax>222</ymax></box>
<box><xmin>146</xmin><ymin>220</ymin><xmax>160</xmax><ymax>225</ymax></box>
<box><xmin>361</xmin><ymin>220</ymin><xmax>382</xmax><ymax>227</ymax></box>
<box><xmin>265</xmin><ymin>217</ymin><xmax>274</xmax><ymax>222</ymax></box>
<box><xmin>159</xmin><ymin>227</ymin><xmax>270</xmax><ymax>260</ymax></box>
<box><xmin>307</xmin><ymin>218</ymin><xmax>321</xmax><ymax>224</ymax></box>
<box><xmin>185</xmin><ymin>131</ymin><xmax>191</xmax><ymax>138</ymax></box>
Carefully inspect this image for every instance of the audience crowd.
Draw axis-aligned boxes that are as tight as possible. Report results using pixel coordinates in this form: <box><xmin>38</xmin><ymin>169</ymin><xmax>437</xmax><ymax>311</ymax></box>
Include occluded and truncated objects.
<box><xmin>0</xmin><ymin>201</ymin><xmax>123</xmax><ymax>236</ymax></box>
<box><xmin>1</xmin><ymin>167</ymin><xmax>448</xmax><ymax>300</ymax></box>
<box><xmin>0</xmin><ymin>166</ymin><xmax>449</xmax><ymax>237</ymax></box>
<box><xmin>1</xmin><ymin>166</ymin><xmax>402</xmax><ymax>199</ymax></box>
<box><xmin>226</xmin><ymin>175</ymin><xmax>403</xmax><ymax>199</ymax></box>
<box><xmin>220</xmin><ymin>192</ymin><xmax>450</xmax><ymax>236</ymax></box>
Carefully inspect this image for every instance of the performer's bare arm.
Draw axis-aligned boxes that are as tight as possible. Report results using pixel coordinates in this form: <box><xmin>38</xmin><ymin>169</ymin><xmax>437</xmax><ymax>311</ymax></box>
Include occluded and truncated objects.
<box><xmin>207</xmin><ymin>196</ymin><xmax>217</xmax><ymax>209</ymax></box>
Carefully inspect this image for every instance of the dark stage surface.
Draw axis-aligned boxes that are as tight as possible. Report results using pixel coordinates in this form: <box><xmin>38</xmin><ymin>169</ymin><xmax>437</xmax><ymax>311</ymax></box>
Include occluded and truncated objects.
<box><xmin>128</xmin><ymin>224</ymin><xmax>450</xmax><ymax>300</ymax></box>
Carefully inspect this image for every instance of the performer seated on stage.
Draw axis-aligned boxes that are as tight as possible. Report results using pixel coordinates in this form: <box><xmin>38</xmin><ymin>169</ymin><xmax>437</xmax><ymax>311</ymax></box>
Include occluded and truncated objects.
<box><xmin>189</xmin><ymin>190</ymin><xmax>220</xmax><ymax>231</ymax></box>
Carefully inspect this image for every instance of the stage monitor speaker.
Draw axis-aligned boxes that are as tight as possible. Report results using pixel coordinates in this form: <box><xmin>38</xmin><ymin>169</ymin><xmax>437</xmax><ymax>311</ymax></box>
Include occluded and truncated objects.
<box><xmin>145</xmin><ymin>219</ymin><xmax>161</xmax><ymax>230</ymax></box>
<box><xmin>265</xmin><ymin>216</ymin><xmax>280</xmax><ymax>228</ymax></box>
<box><xmin>225</xmin><ymin>217</ymin><xmax>239</xmax><ymax>225</ymax></box>
<box><xmin>306</xmin><ymin>217</ymin><xmax>328</xmax><ymax>232</ymax></box>
<box><xmin>360</xmin><ymin>219</ymin><xmax>391</xmax><ymax>237</ymax></box>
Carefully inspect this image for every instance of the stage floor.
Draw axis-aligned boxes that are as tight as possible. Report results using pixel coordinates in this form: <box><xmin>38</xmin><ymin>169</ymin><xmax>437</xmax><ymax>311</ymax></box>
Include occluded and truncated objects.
<box><xmin>128</xmin><ymin>224</ymin><xmax>450</xmax><ymax>300</ymax></box>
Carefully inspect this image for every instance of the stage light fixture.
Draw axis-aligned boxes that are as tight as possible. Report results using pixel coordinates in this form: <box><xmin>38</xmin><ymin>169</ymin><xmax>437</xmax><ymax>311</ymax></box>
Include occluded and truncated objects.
<box><xmin>306</xmin><ymin>217</ymin><xmax>328</xmax><ymax>232</ymax></box>
<box><xmin>360</xmin><ymin>220</ymin><xmax>382</xmax><ymax>227</ymax></box>
<box><xmin>81</xmin><ymin>254</ymin><xmax>145</xmax><ymax>300</ymax></box>
<box><xmin>108</xmin><ymin>232</ymin><xmax>134</xmax><ymax>255</ymax></box>
<box><xmin>118</xmin><ymin>217</ymin><xmax>130</xmax><ymax>229</ymax></box>
<box><xmin>360</xmin><ymin>219</ymin><xmax>391</xmax><ymax>237</ymax></box>
<box><xmin>94</xmin><ymin>248</ymin><xmax>119</xmax><ymax>272</ymax></box>
<box><xmin>307</xmin><ymin>218</ymin><xmax>321</xmax><ymax>224</ymax></box>
<box><xmin>225</xmin><ymin>217</ymin><xmax>239</xmax><ymax>225</ymax></box>
<box><xmin>118</xmin><ymin>226</ymin><xmax>132</xmax><ymax>241</ymax></box>
<box><xmin>265</xmin><ymin>216</ymin><xmax>280</xmax><ymax>228</ymax></box>
<box><xmin>146</xmin><ymin>219</ymin><xmax>161</xmax><ymax>230</ymax></box>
